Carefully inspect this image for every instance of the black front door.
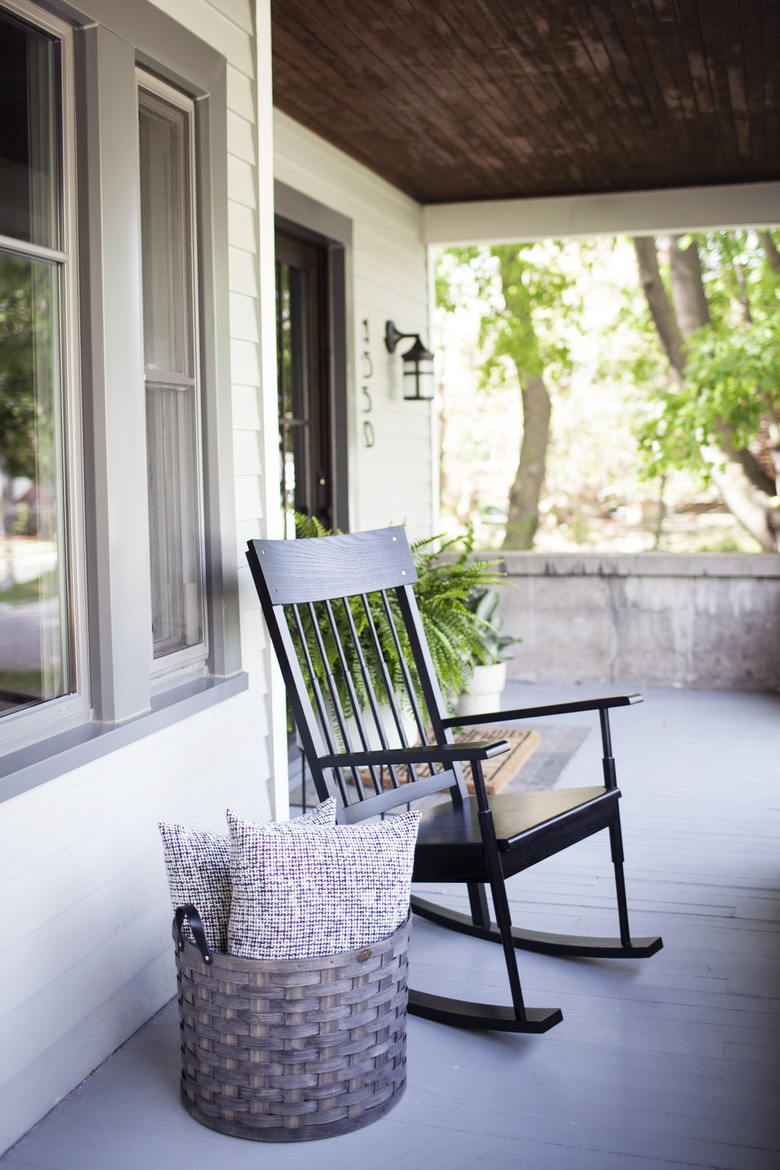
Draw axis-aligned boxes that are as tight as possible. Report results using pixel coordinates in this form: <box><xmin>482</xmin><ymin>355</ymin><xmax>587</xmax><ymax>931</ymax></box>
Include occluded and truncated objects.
<box><xmin>275</xmin><ymin>227</ymin><xmax>334</xmax><ymax>533</ymax></box>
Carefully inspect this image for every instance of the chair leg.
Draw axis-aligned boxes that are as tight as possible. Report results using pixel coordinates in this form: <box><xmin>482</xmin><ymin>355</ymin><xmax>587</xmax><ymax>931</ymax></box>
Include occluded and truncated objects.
<box><xmin>485</xmin><ymin>850</ymin><xmax>543</xmax><ymax>1020</ymax></box>
<box><xmin>608</xmin><ymin>817</ymin><xmax>633</xmax><ymax>949</ymax></box>
<box><xmin>467</xmin><ymin>881</ymin><xmax>490</xmax><ymax>928</ymax></box>
<box><xmin>479</xmin><ymin>780</ymin><xmax>565</xmax><ymax>1029</ymax></box>
<box><xmin>407</xmin><ymin>885</ymin><xmax>563</xmax><ymax>1034</ymax></box>
<box><xmin>407</xmin><ymin>775</ymin><xmax>564</xmax><ymax>1033</ymax></box>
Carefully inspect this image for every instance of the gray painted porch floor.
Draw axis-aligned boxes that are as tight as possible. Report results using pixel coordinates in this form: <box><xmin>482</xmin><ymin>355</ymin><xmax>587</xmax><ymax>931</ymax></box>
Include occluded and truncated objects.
<box><xmin>3</xmin><ymin>684</ymin><xmax>780</xmax><ymax>1170</ymax></box>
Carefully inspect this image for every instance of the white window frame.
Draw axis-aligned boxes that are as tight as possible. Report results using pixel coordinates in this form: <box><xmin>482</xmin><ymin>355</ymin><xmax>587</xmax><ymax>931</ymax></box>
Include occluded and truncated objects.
<box><xmin>0</xmin><ymin>0</ymin><xmax>90</xmax><ymax>754</ymax></box>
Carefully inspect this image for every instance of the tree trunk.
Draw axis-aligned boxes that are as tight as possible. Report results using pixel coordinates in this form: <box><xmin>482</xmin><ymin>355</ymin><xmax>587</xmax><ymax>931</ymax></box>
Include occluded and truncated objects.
<box><xmin>703</xmin><ymin>434</ymin><xmax>780</xmax><ymax>551</ymax></box>
<box><xmin>633</xmin><ymin>237</ymin><xmax>686</xmax><ymax>376</ymax></box>
<box><xmin>633</xmin><ymin>235</ymin><xmax>780</xmax><ymax>553</ymax></box>
<box><xmin>667</xmin><ymin>235</ymin><xmax>710</xmax><ymax>336</ymax></box>
<box><xmin>502</xmin><ymin>372</ymin><xmax>551</xmax><ymax>549</ymax></box>
<box><xmin>758</xmin><ymin>230</ymin><xmax>780</xmax><ymax>274</ymax></box>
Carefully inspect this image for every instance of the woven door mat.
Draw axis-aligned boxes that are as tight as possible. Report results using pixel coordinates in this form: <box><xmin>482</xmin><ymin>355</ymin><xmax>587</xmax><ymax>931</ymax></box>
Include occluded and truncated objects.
<box><xmin>351</xmin><ymin>725</ymin><xmax>541</xmax><ymax>796</ymax></box>
<box><xmin>453</xmin><ymin>725</ymin><xmax>541</xmax><ymax>794</ymax></box>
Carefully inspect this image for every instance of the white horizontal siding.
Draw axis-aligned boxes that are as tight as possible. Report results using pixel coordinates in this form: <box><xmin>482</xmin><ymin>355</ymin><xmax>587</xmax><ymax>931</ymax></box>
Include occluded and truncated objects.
<box><xmin>153</xmin><ymin>0</ymin><xmax>254</xmax><ymax>72</ymax></box>
<box><xmin>0</xmin><ymin>686</ymin><xmax>271</xmax><ymax>1152</ymax></box>
<box><xmin>229</xmin><ymin>245</ymin><xmax>258</xmax><ymax>296</ymax></box>
<box><xmin>0</xmin><ymin>0</ymin><xmax>276</xmax><ymax>1154</ymax></box>
<box><xmin>273</xmin><ymin>110</ymin><xmax>435</xmax><ymax>541</ymax></box>
<box><xmin>227</xmin><ymin>62</ymin><xmax>254</xmax><ymax>120</ymax></box>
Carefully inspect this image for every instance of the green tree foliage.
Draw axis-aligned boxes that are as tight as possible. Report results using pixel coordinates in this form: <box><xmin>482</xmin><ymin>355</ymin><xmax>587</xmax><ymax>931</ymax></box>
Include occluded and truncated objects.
<box><xmin>438</xmin><ymin>245</ymin><xmax>574</xmax><ymax>384</ymax></box>
<box><xmin>0</xmin><ymin>255</ymin><xmax>39</xmax><ymax>481</ymax></box>
<box><xmin>289</xmin><ymin>515</ymin><xmax>506</xmax><ymax>710</ymax></box>
<box><xmin>632</xmin><ymin>230</ymin><xmax>780</xmax><ymax>551</ymax></box>
<box><xmin>437</xmin><ymin>243</ymin><xmax>582</xmax><ymax>548</ymax></box>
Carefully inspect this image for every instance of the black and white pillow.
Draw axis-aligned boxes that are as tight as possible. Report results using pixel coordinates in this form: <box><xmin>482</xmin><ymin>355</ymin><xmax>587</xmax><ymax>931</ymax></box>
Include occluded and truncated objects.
<box><xmin>159</xmin><ymin>798</ymin><xmax>336</xmax><ymax>953</ymax></box>
<box><xmin>226</xmin><ymin>808</ymin><xmax>421</xmax><ymax>961</ymax></box>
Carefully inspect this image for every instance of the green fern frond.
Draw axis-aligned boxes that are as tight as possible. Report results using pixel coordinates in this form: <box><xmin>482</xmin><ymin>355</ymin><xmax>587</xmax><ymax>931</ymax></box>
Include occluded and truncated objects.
<box><xmin>283</xmin><ymin>518</ymin><xmax>511</xmax><ymax>712</ymax></box>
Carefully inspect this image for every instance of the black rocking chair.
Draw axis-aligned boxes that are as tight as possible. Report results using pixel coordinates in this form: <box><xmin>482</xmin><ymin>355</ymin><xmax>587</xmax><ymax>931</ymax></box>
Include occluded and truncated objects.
<box><xmin>246</xmin><ymin>526</ymin><xmax>662</xmax><ymax>1033</ymax></box>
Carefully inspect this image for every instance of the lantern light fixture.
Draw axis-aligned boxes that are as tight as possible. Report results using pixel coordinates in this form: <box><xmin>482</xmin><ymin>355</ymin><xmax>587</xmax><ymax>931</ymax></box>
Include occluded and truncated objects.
<box><xmin>385</xmin><ymin>320</ymin><xmax>435</xmax><ymax>401</ymax></box>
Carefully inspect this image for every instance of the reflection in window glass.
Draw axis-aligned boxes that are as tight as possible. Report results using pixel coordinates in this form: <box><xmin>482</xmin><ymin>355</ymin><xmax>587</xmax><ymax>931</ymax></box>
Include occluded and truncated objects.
<box><xmin>145</xmin><ymin>382</ymin><xmax>203</xmax><ymax>656</ymax></box>
<box><xmin>0</xmin><ymin>251</ymin><xmax>68</xmax><ymax>714</ymax></box>
<box><xmin>276</xmin><ymin>260</ymin><xmax>312</xmax><ymax>536</ymax></box>
<box><xmin>0</xmin><ymin>6</ymin><xmax>68</xmax><ymax>720</ymax></box>
<box><xmin>139</xmin><ymin>95</ymin><xmax>192</xmax><ymax>378</ymax></box>
<box><xmin>0</xmin><ymin>9</ymin><xmax>60</xmax><ymax>250</ymax></box>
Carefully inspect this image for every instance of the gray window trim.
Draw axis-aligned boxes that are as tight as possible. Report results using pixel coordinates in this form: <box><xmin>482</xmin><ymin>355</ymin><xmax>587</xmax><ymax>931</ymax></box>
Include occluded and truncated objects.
<box><xmin>1</xmin><ymin>0</ymin><xmax>245</xmax><ymax>801</ymax></box>
<box><xmin>274</xmin><ymin>182</ymin><xmax>353</xmax><ymax>251</ymax></box>
<box><xmin>78</xmin><ymin>20</ymin><xmax>154</xmax><ymax>722</ymax></box>
<box><xmin>0</xmin><ymin>671</ymin><xmax>248</xmax><ymax>802</ymax></box>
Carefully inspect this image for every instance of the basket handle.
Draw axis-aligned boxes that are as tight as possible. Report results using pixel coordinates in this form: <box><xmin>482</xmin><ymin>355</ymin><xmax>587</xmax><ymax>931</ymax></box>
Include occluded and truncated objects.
<box><xmin>173</xmin><ymin>904</ymin><xmax>213</xmax><ymax>965</ymax></box>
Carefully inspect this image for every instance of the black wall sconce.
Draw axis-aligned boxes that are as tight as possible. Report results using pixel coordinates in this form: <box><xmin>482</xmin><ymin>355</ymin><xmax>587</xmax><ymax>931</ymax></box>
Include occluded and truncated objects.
<box><xmin>385</xmin><ymin>321</ymin><xmax>435</xmax><ymax>401</ymax></box>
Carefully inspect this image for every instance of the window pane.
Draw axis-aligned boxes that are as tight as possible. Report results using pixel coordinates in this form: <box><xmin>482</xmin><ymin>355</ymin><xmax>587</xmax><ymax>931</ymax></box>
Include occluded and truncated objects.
<box><xmin>276</xmin><ymin>261</ymin><xmax>313</xmax><ymax>521</ymax></box>
<box><xmin>0</xmin><ymin>250</ymin><xmax>68</xmax><ymax>713</ymax></box>
<box><xmin>0</xmin><ymin>9</ymin><xmax>60</xmax><ymax>250</ymax></box>
<box><xmin>138</xmin><ymin>94</ymin><xmax>192</xmax><ymax>376</ymax></box>
<box><xmin>146</xmin><ymin>382</ymin><xmax>203</xmax><ymax>657</ymax></box>
<box><xmin>139</xmin><ymin>78</ymin><xmax>204</xmax><ymax>664</ymax></box>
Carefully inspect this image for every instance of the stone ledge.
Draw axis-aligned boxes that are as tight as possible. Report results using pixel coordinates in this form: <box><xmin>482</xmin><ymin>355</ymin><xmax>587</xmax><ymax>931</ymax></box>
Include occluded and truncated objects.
<box><xmin>499</xmin><ymin>551</ymin><xmax>780</xmax><ymax>579</ymax></box>
<box><xmin>496</xmin><ymin>554</ymin><xmax>780</xmax><ymax>691</ymax></box>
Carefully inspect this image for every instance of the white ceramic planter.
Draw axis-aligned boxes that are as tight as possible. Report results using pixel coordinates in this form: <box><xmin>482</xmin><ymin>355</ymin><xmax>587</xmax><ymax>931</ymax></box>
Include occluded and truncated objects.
<box><xmin>455</xmin><ymin>662</ymin><xmax>507</xmax><ymax>717</ymax></box>
<box><xmin>342</xmin><ymin>703</ymin><xmax>417</xmax><ymax>750</ymax></box>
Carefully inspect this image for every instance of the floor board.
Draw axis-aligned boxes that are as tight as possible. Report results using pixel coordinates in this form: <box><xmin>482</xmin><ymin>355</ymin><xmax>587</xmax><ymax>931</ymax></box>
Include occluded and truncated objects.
<box><xmin>3</xmin><ymin>684</ymin><xmax>780</xmax><ymax>1169</ymax></box>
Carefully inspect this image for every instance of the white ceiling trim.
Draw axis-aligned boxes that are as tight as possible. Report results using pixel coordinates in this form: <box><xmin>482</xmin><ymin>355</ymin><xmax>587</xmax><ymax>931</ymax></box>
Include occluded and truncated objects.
<box><xmin>422</xmin><ymin>182</ymin><xmax>780</xmax><ymax>246</ymax></box>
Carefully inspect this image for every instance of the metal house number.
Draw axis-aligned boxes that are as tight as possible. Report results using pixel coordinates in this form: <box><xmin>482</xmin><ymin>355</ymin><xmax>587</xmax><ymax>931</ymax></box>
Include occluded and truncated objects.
<box><xmin>361</xmin><ymin>318</ymin><xmax>375</xmax><ymax>449</ymax></box>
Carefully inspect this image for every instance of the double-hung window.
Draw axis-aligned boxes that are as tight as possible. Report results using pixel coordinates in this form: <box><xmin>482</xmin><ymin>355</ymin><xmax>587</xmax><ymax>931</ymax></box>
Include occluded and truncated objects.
<box><xmin>0</xmin><ymin>2</ymin><xmax>82</xmax><ymax>731</ymax></box>
<box><xmin>138</xmin><ymin>76</ymin><xmax>207</xmax><ymax>671</ymax></box>
<box><xmin>0</xmin><ymin>0</ymin><xmax>243</xmax><ymax>796</ymax></box>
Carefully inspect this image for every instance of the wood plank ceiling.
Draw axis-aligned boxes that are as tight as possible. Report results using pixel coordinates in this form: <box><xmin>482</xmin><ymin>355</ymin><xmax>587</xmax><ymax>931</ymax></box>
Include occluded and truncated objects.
<box><xmin>271</xmin><ymin>0</ymin><xmax>780</xmax><ymax>205</ymax></box>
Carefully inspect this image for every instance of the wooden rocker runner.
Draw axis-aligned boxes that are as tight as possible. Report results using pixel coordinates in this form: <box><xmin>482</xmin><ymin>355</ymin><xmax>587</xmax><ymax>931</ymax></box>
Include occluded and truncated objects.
<box><xmin>247</xmin><ymin>526</ymin><xmax>663</xmax><ymax>1034</ymax></box>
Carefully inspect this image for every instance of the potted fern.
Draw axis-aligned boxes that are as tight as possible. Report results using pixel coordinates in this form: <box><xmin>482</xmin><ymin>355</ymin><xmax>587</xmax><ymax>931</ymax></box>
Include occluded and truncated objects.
<box><xmin>454</xmin><ymin>586</ymin><xmax>520</xmax><ymax>716</ymax></box>
<box><xmin>289</xmin><ymin>516</ymin><xmax>507</xmax><ymax>724</ymax></box>
<box><xmin>408</xmin><ymin>528</ymin><xmax>510</xmax><ymax>704</ymax></box>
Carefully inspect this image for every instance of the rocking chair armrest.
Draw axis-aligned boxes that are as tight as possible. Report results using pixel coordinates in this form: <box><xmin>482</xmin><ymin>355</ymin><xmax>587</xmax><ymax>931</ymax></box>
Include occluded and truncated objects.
<box><xmin>319</xmin><ymin>740</ymin><xmax>510</xmax><ymax>770</ymax></box>
<box><xmin>441</xmin><ymin>692</ymin><xmax>643</xmax><ymax>730</ymax></box>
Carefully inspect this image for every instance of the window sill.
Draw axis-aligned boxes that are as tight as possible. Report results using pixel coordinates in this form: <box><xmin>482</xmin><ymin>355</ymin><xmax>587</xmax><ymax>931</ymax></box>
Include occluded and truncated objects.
<box><xmin>0</xmin><ymin>671</ymin><xmax>249</xmax><ymax>802</ymax></box>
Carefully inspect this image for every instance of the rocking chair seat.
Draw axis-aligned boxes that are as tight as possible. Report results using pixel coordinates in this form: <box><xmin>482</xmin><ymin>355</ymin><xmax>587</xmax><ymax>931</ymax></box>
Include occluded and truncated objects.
<box><xmin>413</xmin><ymin>785</ymin><xmax>616</xmax><ymax>882</ymax></box>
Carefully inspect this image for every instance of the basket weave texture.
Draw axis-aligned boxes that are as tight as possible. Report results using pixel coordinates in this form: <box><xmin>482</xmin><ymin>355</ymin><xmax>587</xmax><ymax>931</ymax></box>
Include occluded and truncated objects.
<box><xmin>175</xmin><ymin>913</ymin><xmax>410</xmax><ymax>1141</ymax></box>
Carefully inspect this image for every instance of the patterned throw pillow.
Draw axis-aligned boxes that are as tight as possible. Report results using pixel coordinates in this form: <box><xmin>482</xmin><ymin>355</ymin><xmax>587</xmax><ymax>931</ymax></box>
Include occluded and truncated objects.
<box><xmin>226</xmin><ymin>808</ymin><xmax>421</xmax><ymax>961</ymax></box>
<box><xmin>159</xmin><ymin>824</ymin><xmax>231</xmax><ymax>953</ymax></box>
<box><xmin>159</xmin><ymin>798</ymin><xmax>337</xmax><ymax>953</ymax></box>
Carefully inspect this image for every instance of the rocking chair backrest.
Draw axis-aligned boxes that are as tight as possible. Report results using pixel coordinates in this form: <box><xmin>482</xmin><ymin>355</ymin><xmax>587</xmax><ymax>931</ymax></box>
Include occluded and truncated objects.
<box><xmin>246</xmin><ymin>527</ymin><xmax>470</xmax><ymax>822</ymax></box>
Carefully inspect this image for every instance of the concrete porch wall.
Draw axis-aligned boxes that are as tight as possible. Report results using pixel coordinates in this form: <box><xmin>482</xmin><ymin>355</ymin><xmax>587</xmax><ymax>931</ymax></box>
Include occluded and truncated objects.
<box><xmin>498</xmin><ymin>552</ymin><xmax>780</xmax><ymax>691</ymax></box>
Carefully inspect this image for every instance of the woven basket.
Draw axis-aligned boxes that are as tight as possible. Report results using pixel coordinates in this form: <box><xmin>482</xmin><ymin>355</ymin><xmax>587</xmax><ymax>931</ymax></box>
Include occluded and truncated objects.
<box><xmin>174</xmin><ymin>909</ymin><xmax>411</xmax><ymax>1141</ymax></box>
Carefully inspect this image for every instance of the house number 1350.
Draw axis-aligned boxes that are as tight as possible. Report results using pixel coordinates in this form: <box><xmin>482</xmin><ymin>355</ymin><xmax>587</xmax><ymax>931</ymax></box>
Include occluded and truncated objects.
<box><xmin>361</xmin><ymin>318</ymin><xmax>375</xmax><ymax>448</ymax></box>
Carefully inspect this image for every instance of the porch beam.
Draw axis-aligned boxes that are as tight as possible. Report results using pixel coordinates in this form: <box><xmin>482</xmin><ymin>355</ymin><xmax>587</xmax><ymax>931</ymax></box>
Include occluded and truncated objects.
<box><xmin>422</xmin><ymin>181</ymin><xmax>780</xmax><ymax>247</ymax></box>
